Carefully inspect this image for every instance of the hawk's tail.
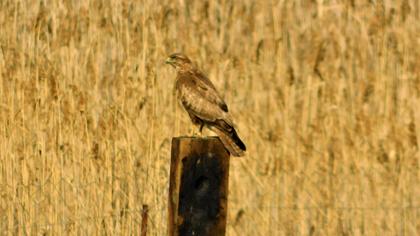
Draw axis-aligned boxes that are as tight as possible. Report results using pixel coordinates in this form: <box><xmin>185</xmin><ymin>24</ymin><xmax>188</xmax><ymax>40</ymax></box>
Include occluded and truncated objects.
<box><xmin>211</xmin><ymin>125</ymin><xmax>246</xmax><ymax>157</ymax></box>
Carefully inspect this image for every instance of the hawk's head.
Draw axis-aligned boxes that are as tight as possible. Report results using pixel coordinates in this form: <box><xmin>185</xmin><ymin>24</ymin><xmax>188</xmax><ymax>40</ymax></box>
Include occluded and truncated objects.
<box><xmin>165</xmin><ymin>53</ymin><xmax>193</xmax><ymax>71</ymax></box>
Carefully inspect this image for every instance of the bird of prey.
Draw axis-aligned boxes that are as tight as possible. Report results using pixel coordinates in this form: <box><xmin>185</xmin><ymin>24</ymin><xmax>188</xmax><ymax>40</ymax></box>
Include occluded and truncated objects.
<box><xmin>166</xmin><ymin>53</ymin><xmax>246</xmax><ymax>157</ymax></box>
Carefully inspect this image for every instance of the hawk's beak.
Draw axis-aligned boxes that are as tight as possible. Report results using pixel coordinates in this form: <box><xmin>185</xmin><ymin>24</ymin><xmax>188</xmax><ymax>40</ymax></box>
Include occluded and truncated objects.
<box><xmin>165</xmin><ymin>58</ymin><xmax>172</xmax><ymax>64</ymax></box>
<box><xmin>165</xmin><ymin>58</ymin><xmax>175</xmax><ymax>67</ymax></box>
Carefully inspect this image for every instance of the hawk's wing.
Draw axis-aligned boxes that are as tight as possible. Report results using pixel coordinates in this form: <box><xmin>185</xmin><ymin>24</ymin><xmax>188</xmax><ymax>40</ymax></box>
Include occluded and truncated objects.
<box><xmin>175</xmin><ymin>70</ymin><xmax>246</xmax><ymax>157</ymax></box>
<box><xmin>176</xmin><ymin>72</ymin><xmax>232</xmax><ymax>125</ymax></box>
<box><xmin>194</xmin><ymin>71</ymin><xmax>228</xmax><ymax>112</ymax></box>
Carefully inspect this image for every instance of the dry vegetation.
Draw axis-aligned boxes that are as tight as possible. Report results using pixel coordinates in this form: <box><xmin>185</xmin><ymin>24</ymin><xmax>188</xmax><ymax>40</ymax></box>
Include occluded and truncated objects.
<box><xmin>0</xmin><ymin>0</ymin><xmax>419</xmax><ymax>235</ymax></box>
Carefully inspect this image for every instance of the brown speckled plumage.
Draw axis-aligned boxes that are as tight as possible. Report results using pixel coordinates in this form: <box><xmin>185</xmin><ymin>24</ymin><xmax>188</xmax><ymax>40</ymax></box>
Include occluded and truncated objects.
<box><xmin>166</xmin><ymin>53</ymin><xmax>246</xmax><ymax>157</ymax></box>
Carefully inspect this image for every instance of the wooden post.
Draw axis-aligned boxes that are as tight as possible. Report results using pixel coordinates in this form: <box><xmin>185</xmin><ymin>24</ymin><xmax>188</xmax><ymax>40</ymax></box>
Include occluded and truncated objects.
<box><xmin>141</xmin><ymin>204</ymin><xmax>149</xmax><ymax>236</ymax></box>
<box><xmin>168</xmin><ymin>137</ymin><xmax>230</xmax><ymax>236</ymax></box>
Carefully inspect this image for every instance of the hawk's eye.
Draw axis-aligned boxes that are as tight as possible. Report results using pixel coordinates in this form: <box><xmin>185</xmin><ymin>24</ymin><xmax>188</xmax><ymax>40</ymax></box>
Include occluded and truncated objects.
<box><xmin>170</xmin><ymin>55</ymin><xmax>177</xmax><ymax>59</ymax></box>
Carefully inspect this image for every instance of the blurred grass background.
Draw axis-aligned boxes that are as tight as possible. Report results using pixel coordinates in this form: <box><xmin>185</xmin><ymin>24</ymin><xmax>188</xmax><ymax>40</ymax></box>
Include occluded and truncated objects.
<box><xmin>0</xmin><ymin>0</ymin><xmax>419</xmax><ymax>235</ymax></box>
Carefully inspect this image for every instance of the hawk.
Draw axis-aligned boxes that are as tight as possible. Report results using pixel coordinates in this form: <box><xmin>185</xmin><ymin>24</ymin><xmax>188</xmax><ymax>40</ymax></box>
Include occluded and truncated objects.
<box><xmin>166</xmin><ymin>53</ymin><xmax>246</xmax><ymax>157</ymax></box>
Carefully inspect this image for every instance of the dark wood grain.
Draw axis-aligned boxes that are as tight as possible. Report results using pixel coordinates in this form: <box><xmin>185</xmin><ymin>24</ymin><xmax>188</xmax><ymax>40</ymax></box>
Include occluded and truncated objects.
<box><xmin>168</xmin><ymin>137</ymin><xmax>230</xmax><ymax>236</ymax></box>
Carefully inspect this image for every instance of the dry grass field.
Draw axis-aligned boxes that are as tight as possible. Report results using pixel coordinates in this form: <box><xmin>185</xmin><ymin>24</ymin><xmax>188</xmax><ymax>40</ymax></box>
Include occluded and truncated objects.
<box><xmin>0</xmin><ymin>0</ymin><xmax>419</xmax><ymax>235</ymax></box>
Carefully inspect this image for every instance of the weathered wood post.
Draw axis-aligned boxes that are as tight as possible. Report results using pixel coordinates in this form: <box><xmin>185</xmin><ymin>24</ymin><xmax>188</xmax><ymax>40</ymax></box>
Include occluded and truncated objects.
<box><xmin>141</xmin><ymin>204</ymin><xmax>149</xmax><ymax>236</ymax></box>
<box><xmin>168</xmin><ymin>137</ymin><xmax>230</xmax><ymax>236</ymax></box>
